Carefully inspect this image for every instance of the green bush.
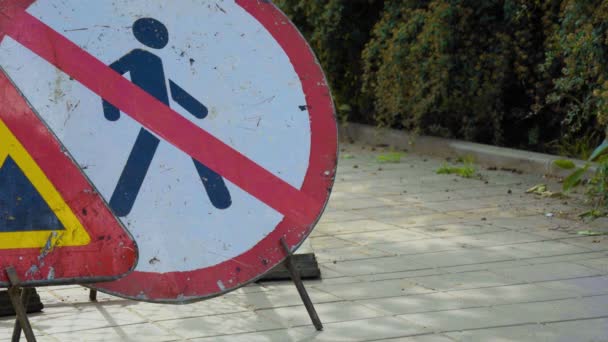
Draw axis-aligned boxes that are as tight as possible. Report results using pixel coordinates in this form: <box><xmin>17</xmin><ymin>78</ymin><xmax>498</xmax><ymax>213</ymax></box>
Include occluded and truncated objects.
<box><xmin>543</xmin><ymin>1</ymin><xmax>608</xmax><ymax>147</ymax></box>
<box><xmin>362</xmin><ymin>1</ymin><xmax>515</xmax><ymax>145</ymax></box>
<box><xmin>275</xmin><ymin>0</ymin><xmax>608</xmax><ymax>156</ymax></box>
<box><xmin>274</xmin><ymin>0</ymin><xmax>384</xmax><ymax>123</ymax></box>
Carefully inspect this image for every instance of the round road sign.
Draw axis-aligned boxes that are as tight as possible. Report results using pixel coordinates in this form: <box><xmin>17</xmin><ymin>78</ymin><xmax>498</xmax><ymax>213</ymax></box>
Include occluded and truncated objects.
<box><xmin>0</xmin><ymin>0</ymin><xmax>336</xmax><ymax>302</ymax></box>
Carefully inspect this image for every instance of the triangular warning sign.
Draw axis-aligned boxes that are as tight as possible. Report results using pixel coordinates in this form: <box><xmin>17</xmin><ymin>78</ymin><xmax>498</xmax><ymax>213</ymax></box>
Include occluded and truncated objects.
<box><xmin>0</xmin><ymin>70</ymin><xmax>137</xmax><ymax>286</ymax></box>
<box><xmin>0</xmin><ymin>156</ymin><xmax>64</xmax><ymax>232</ymax></box>
<box><xmin>0</xmin><ymin>119</ymin><xmax>90</xmax><ymax>249</ymax></box>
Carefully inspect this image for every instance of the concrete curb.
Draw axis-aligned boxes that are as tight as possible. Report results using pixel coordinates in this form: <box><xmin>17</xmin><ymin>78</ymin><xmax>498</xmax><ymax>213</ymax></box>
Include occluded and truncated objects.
<box><xmin>339</xmin><ymin>123</ymin><xmax>592</xmax><ymax>177</ymax></box>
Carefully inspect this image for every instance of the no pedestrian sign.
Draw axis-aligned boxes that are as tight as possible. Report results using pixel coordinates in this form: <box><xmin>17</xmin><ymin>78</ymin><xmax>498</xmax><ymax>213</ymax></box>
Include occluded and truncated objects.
<box><xmin>0</xmin><ymin>0</ymin><xmax>337</xmax><ymax>301</ymax></box>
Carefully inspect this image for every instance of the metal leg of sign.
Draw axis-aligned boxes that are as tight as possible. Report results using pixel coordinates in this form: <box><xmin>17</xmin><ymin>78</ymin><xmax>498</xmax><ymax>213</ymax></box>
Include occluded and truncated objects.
<box><xmin>89</xmin><ymin>289</ymin><xmax>97</xmax><ymax>302</ymax></box>
<box><xmin>279</xmin><ymin>237</ymin><xmax>323</xmax><ymax>331</ymax></box>
<box><xmin>5</xmin><ymin>267</ymin><xmax>37</xmax><ymax>342</ymax></box>
<box><xmin>11</xmin><ymin>286</ymin><xmax>32</xmax><ymax>342</ymax></box>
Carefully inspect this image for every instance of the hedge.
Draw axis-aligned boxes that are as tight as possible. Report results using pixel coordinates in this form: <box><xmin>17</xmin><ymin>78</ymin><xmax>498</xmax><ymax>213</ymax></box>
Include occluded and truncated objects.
<box><xmin>275</xmin><ymin>0</ymin><xmax>608</xmax><ymax>157</ymax></box>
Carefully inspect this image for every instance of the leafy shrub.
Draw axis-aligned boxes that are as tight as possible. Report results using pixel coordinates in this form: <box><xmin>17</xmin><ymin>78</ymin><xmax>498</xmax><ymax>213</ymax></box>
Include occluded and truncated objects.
<box><xmin>542</xmin><ymin>1</ymin><xmax>608</xmax><ymax>152</ymax></box>
<box><xmin>275</xmin><ymin>0</ymin><xmax>608</xmax><ymax>155</ymax></box>
<box><xmin>273</xmin><ymin>0</ymin><xmax>384</xmax><ymax>123</ymax></box>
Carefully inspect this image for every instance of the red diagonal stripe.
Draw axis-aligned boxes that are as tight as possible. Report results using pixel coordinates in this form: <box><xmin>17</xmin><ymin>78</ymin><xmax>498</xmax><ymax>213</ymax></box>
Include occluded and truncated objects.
<box><xmin>0</xmin><ymin>0</ymin><xmax>33</xmax><ymax>41</ymax></box>
<box><xmin>0</xmin><ymin>8</ymin><xmax>321</xmax><ymax>226</ymax></box>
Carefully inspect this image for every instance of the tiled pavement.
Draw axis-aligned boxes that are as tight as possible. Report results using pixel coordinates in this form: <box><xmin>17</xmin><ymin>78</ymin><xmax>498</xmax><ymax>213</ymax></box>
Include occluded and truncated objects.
<box><xmin>3</xmin><ymin>142</ymin><xmax>608</xmax><ymax>341</ymax></box>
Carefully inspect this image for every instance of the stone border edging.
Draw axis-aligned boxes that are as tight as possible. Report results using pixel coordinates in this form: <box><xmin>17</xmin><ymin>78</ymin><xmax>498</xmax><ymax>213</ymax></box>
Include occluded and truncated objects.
<box><xmin>339</xmin><ymin>123</ymin><xmax>592</xmax><ymax>177</ymax></box>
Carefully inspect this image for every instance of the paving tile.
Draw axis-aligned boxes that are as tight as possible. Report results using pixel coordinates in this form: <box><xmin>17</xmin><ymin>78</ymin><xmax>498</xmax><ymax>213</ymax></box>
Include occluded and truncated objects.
<box><xmin>409</xmin><ymin>249</ymin><xmax>514</xmax><ymax>268</ymax></box>
<box><xmin>448</xmin><ymin>318</ymin><xmax>608</xmax><ymax>342</ymax></box>
<box><xmin>0</xmin><ymin>319</ymin><xmax>49</xmax><ymax>341</ymax></box>
<box><xmin>225</xmin><ymin>285</ymin><xmax>341</xmax><ymax>310</ymax></box>
<box><xmin>587</xmin><ymin>217</ymin><xmax>608</xmax><ymax>230</ymax></box>
<box><xmin>354</xmin><ymin>269</ymin><xmax>442</xmax><ymax>282</ymax></box>
<box><xmin>439</xmin><ymin>259</ymin><xmax>531</xmax><ymax>274</ymax></box>
<box><xmin>256</xmin><ymin>301</ymin><xmax>384</xmax><ymax>327</ymax></box>
<box><xmin>188</xmin><ymin>328</ymin><xmax>310</xmax><ymax>342</ymax></box>
<box><xmin>304</xmin><ymin>275</ymin><xmax>362</xmax><ymax>286</ymax></box>
<box><xmin>491</xmin><ymin>295</ymin><xmax>608</xmax><ymax>323</ymax></box>
<box><xmin>157</xmin><ymin>311</ymin><xmax>284</xmax><ymax>339</ymax></box>
<box><xmin>489</xmin><ymin>262</ymin><xmax>602</xmax><ymax>283</ymax></box>
<box><xmin>192</xmin><ymin>317</ymin><xmax>425</xmax><ymax>342</ymax></box>
<box><xmin>30</xmin><ymin>335</ymin><xmax>61</xmax><ymax>342</ymax></box>
<box><xmin>481</xmin><ymin>244</ymin><xmax>560</xmax><ymax>260</ymax></box>
<box><xmin>574</xmin><ymin>257</ymin><xmax>608</xmax><ymax>274</ymax></box>
<box><xmin>127</xmin><ymin>296</ymin><xmax>248</xmax><ymax>322</ymax></box>
<box><xmin>321</xmin><ymin>255</ymin><xmax>429</xmax><ymax>276</ymax></box>
<box><xmin>447</xmin><ymin>231</ymin><xmax>547</xmax><ymax>247</ymax></box>
<box><xmin>298</xmin><ymin>239</ymin><xmax>314</xmax><ymax>253</ymax></box>
<box><xmin>337</xmin><ymin>179</ymin><xmax>413</xmax><ymax>190</ymax></box>
<box><xmin>285</xmin><ymin>316</ymin><xmax>429</xmax><ymax>341</ymax></box>
<box><xmin>445</xmin><ymin>323</ymin><xmax>560</xmax><ymax>342</ymax></box>
<box><xmin>329</xmin><ymin>192</ymin><xmax>372</xmax><ymax>201</ymax></box>
<box><xmin>312</xmin><ymin>278</ymin><xmax>432</xmax><ymax>301</ymax></box>
<box><xmin>445</xmin><ymin>207</ymin><xmax>534</xmax><ymax>221</ymax></box>
<box><xmin>47</xmin><ymin>287</ymin><xmax>108</xmax><ymax>304</ymax></box>
<box><xmin>49</xmin><ymin>285</ymin><xmax>83</xmax><ymax>290</ymax></box>
<box><xmin>564</xmin><ymin>236</ymin><xmax>608</xmax><ymax>251</ymax></box>
<box><xmin>378</xmin><ymin>214</ymin><xmax>460</xmax><ymax>229</ymax></box>
<box><xmin>380</xmin><ymin>334</ymin><xmax>456</xmax><ymax>342</ymax></box>
<box><xmin>398</xmin><ymin>306</ymin><xmax>513</xmax><ymax>332</ymax></box>
<box><xmin>402</xmin><ymin>191</ymin><xmax>465</xmax><ymax>204</ymax></box>
<box><xmin>314</xmin><ymin>246</ymin><xmax>394</xmax><ymax>263</ymax></box>
<box><xmin>510</xmin><ymin>241</ymin><xmax>590</xmax><ymax>257</ymax></box>
<box><xmin>522</xmin><ymin>251</ymin><xmax>607</xmax><ymax>265</ymax></box>
<box><xmin>337</xmin><ymin>229</ymin><xmax>429</xmax><ymax>246</ymax></box>
<box><xmin>447</xmin><ymin>283</ymin><xmax>575</xmax><ymax>307</ymax></box>
<box><xmin>536</xmin><ymin>276</ymin><xmax>608</xmax><ymax>296</ymax></box>
<box><xmin>409</xmin><ymin>271</ymin><xmax>517</xmax><ymax>292</ymax></box>
<box><xmin>31</xmin><ymin>303</ymin><xmax>146</xmax><ymax>335</ymax></box>
<box><xmin>369</xmin><ymin>238</ymin><xmax>463</xmax><ymax>255</ymax></box>
<box><xmin>309</xmin><ymin>236</ymin><xmax>359</xmax><ymax>250</ymax></box>
<box><xmin>409</xmin><ymin>223</ymin><xmax>505</xmax><ymax>238</ymax></box>
<box><xmin>330</xmin><ymin>197</ymin><xmax>401</xmax><ymax>211</ymax></box>
<box><xmin>452</xmin><ymin>186</ymin><xmax>522</xmax><ymax>199</ymax></box>
<box><xmin>357</xmin><ymin>292</ymin><xmax>467</xmax><ymax>315</ymax></box>
<box><xmin>317</xmin><ymin>210</ymin><xmax>368</xmax><ymax>223</ymax></box>
<box><xmin>36</xmin><ymin>289</ymin><xmax>69</xmax><ymax>307</ymax></box>
<box><xmin>524</xmin><ymin>228</ymin><xmax>577</xmax><ymax>239</ymax></box>
<box><xmin>318</xmin><ymin>264</ymin><xmax>349</xmax><ymax>279</ymax></box>
<box><xmin>421</xmin><ymin>195</ymin><xmax>531</xmax><ymax>212</ymax></box>
<box><xmin>315</xmin><ymin>219</ymin><xmax>402</xmax><ymax>235</ymax></box>
<box><xmin>543</xmin><ymin>317</ymin><xmax>608</xmax><ymax>342</ymax></box>
<box><xmin>351</xmin><ymin>205</ymin><xmax>435</xmax><ymax>220</ymax></box>
<box><xmin>231</xmin><ymin>283</ymin><xmax>268</xmax><ymax>294</ymax></box>
<box><xmin>48</xmin><ymin>323</ymin><xmax>178</xmax><ymax>342</ymax></box>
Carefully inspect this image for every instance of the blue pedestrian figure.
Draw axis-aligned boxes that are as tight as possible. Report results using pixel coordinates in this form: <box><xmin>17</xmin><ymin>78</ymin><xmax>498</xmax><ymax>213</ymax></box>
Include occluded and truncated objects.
<box><xmin>102</xmin><ymin>18</ymin><xmax>231</xmax><ymax>217</ymax></box>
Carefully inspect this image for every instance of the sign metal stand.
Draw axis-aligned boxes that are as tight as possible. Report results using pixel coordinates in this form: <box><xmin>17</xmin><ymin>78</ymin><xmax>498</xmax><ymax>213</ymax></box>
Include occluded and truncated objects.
<box><xmin>88</xmin><ymin>237</ymin><xmax>324</xmax><ymax>331</ymax></box>
<box><xmin>5</xmin><ymin>267</ymin><xmax>37</xmax><ymax>342</ymax></box>
<box><xmin>279</xmin><ymin>237</ymin><xmax>323</xmax><ymax>331</ymax></box>
<box><xmin>89</xmin><ymin>288</ymin><xmax>98</xmax><ymax>302</ymax></box>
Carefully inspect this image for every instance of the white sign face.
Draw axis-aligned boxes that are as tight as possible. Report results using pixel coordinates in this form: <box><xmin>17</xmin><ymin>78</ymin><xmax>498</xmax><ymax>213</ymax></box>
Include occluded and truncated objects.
<box><xmin>0</xmin><ymin>0</ymin><xmax>336</xmax><ymax>301</ymax></box>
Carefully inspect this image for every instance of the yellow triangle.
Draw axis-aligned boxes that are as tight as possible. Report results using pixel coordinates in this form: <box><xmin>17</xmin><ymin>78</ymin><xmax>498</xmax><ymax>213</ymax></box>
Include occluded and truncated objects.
<box><xmin>0</xmin><ymin>118</ymin><xmax>90</xmax><ymax>249</ymax></box>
